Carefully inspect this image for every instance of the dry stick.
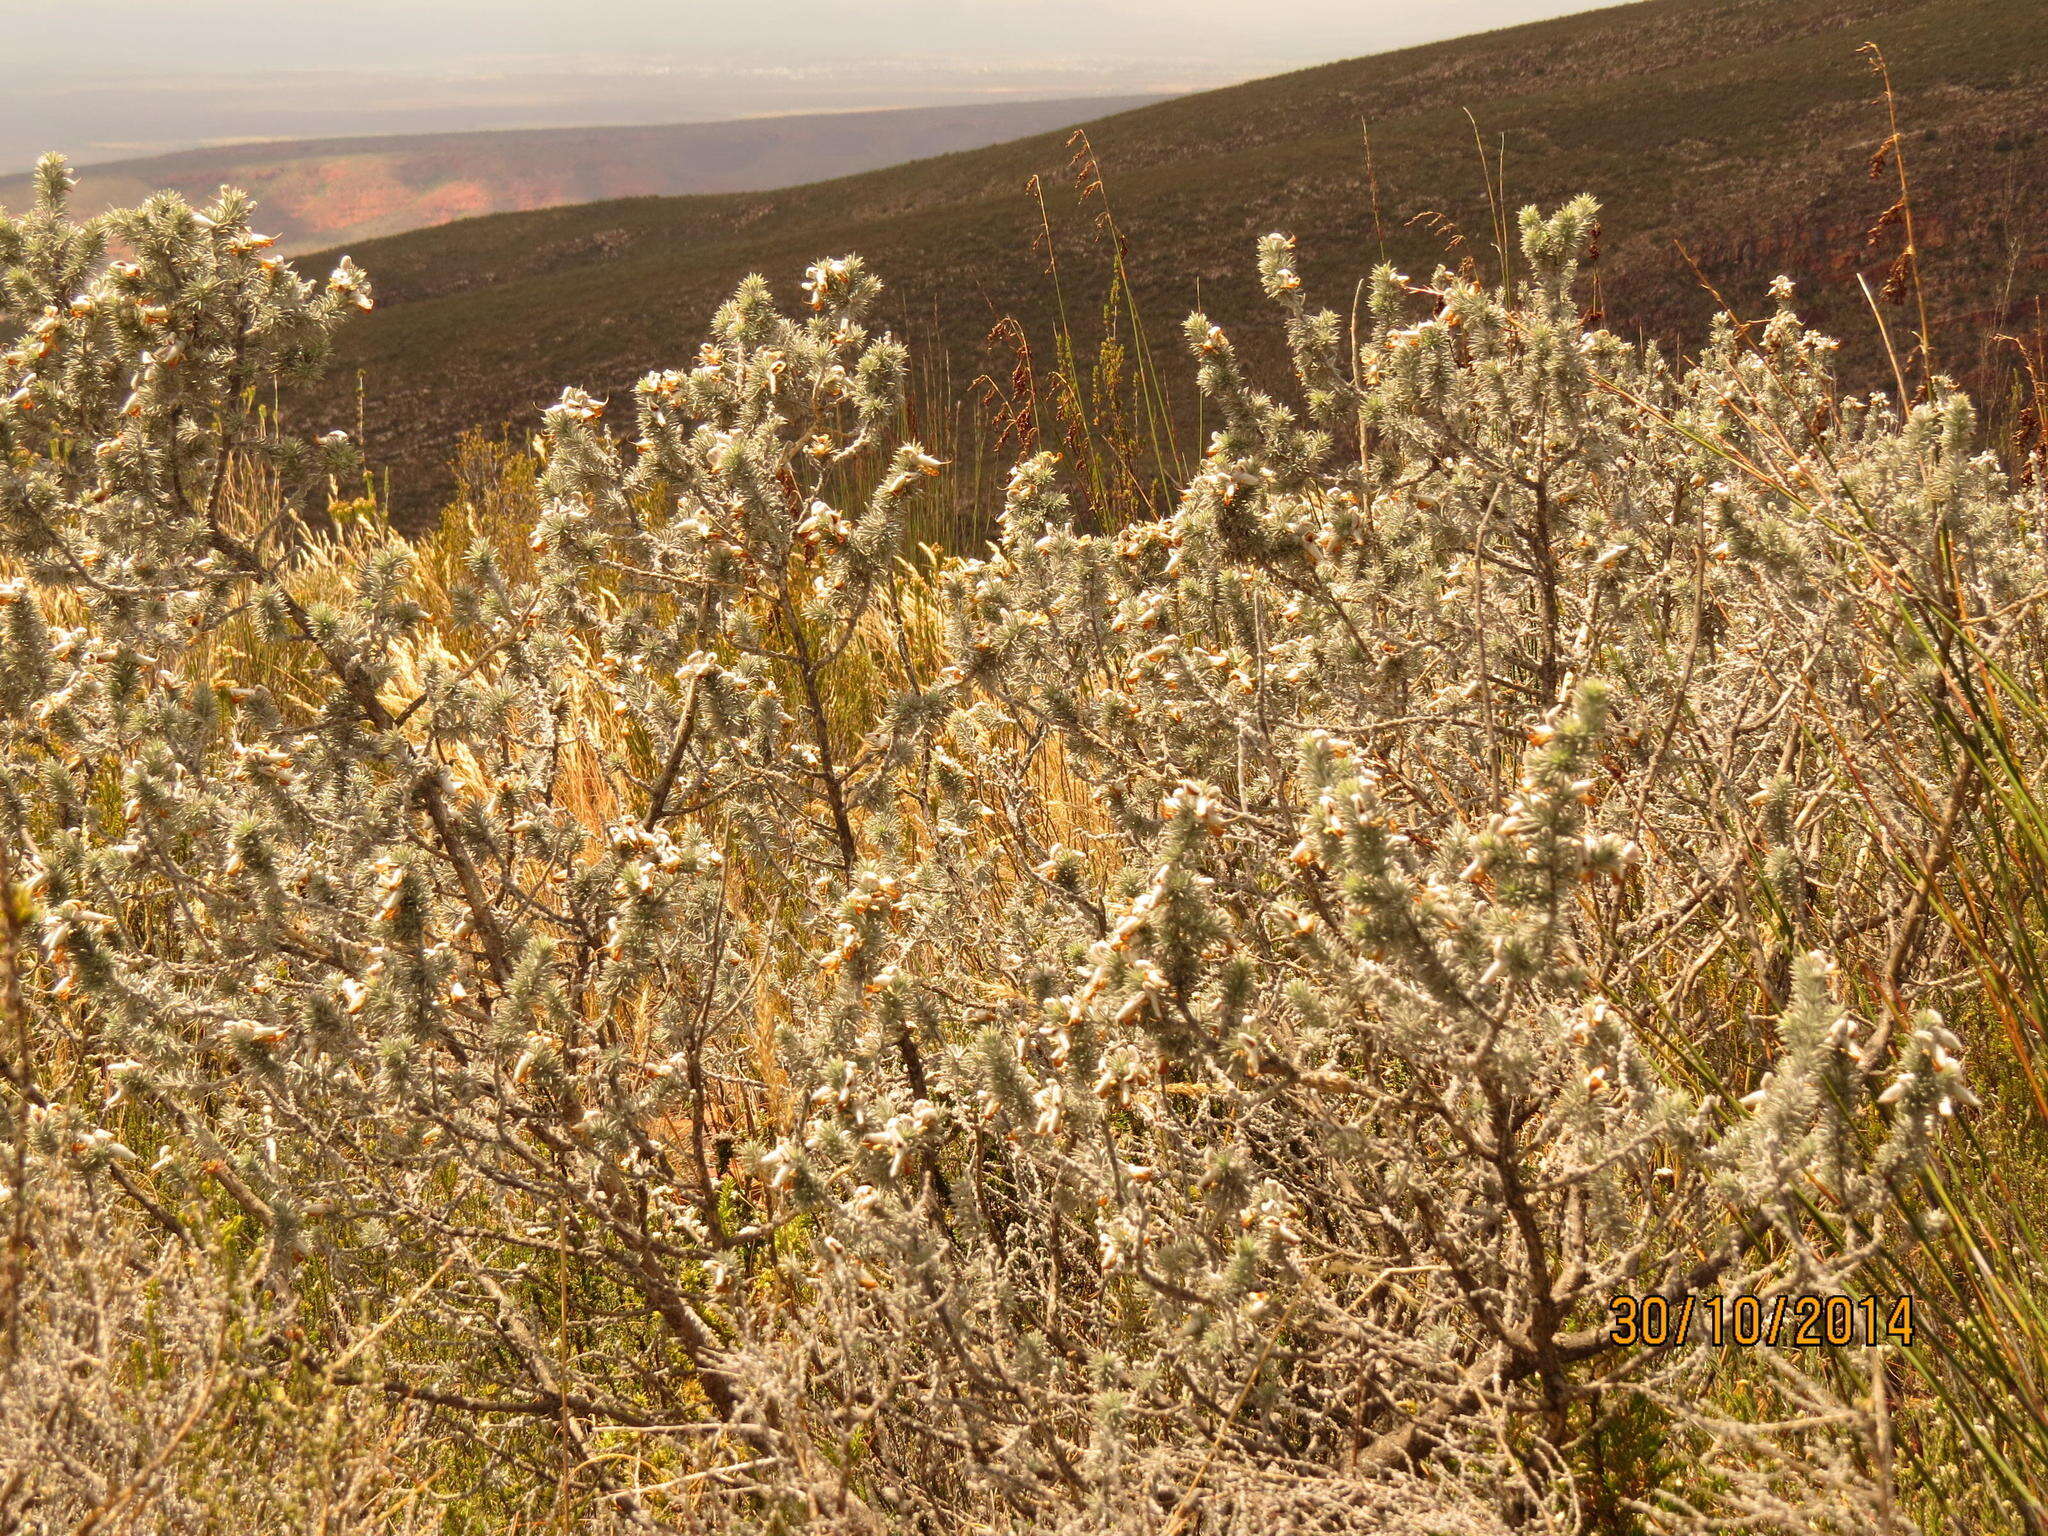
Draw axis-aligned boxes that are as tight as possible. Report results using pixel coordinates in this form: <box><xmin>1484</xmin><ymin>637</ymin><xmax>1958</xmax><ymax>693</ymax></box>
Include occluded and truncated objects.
<box><xmin>1160</xmin><ymin>1301</ymin><xmax>1296</xmax><ymax>1535</ymax></box>
<box><xmin>320</xmin><ymin>1256</ymin><xmax>458</xmax><ymax>1385</ymax></box>
<box><xmin>641</xmin><ymin>670</ymin><xmax>705</xmax><ymax>831</ymax></box>
<box><xmin>0</xmin><ymin>822</ymin><xmax>31</xmax><ymax>1363</ymax></box>
<box><xmin>1870</xmin><ymin>1337</ymin><xmax>1901</xmax><ymax>1535</ymax></box>
<box><xmin>1471</xmin><ymin>486</ymin><xmax>1503</xmax><ymax>770</ymax></box>
<box><xmin>556</xmin><ymin>1213</ymin><xmax>576</xmax><ymax>1535</ymax></box>
<box><xmin>611</xmin><ymin>1235</ymin><xmax>749</xmax><ymax>1424</ymax></box>
<box><xmin>778</xmin><ymin>579</ymin><xmax>860</xmax><ymax>873</ymax></box>
<box><xmin>331</xmin><ymin>1374</ymin><xmax>665</xmax><ymax>1427</ymax></box>
<box><xmin>1527</xmin><ymin>475</ymin><xmax>1563</xmax><ymax>702</ymax></box>
<box><xmin>1860</xmin><ymin>760</ymin><xmax>1978</xmax><ymax>1071</ymax></box>
<box><xmin>687</xmin><ymin>862</ymin><xmax>735</xmax><ymax>1245</ymax></box>
<box><xmin>1628</xmin><ymin>521</ymin><xmax>1711</xmax><ymax>837</ymax></box>
<box><xmin>768</xmin><ymin>582</ymin><xmax>946</xmax><ymax>1130</ymax></box>
<box><xmin>104</xmin><ymin>1164</ymin><xmax>191</xmax><ymax>1249</ymax></box>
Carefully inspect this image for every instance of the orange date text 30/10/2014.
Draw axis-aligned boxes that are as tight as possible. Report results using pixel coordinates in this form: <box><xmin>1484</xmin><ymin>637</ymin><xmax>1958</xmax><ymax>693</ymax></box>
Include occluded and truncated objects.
<box><xmin>1607</xmin><ymin>1293</ymin><xmax>1918</xmax><ymax>1348</ymax></box>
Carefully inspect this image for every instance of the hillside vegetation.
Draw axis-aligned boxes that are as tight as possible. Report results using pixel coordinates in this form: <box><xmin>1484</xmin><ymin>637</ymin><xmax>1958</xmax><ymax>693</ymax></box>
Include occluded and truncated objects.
<box><xmin>0</xmin><ymin>97</ymin><xmax>1162</xmax><ymax>255</ymax></box>
<box><xmin>288</xmin><ymin>0</ymin><xmax>2048</xmax><ymax>524</ymax></box>
<box><xmin>6</xmin><ymin>137</ymin><xmax>2048</xmax><ymax>1529</ymax></box>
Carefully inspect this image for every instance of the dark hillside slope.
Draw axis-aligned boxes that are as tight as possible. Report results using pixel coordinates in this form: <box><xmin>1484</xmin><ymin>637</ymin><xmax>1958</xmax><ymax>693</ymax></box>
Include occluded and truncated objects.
<box><xmin>2</xmin><ymin>98</ymin><xmax>1162</xmax><ymax>254</ymax></box>
<box><xmin>299</xmin><ymin>0</ymin><xmax>2048</xmax><ymax>523</ymax></box>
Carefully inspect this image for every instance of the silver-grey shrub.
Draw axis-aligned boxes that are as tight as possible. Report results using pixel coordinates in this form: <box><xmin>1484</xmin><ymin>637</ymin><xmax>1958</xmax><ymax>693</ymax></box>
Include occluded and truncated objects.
<box><xmin>0</xmin><ymin>163</ymin><xmax>2022</xmax><ymax>1532</ymax></box>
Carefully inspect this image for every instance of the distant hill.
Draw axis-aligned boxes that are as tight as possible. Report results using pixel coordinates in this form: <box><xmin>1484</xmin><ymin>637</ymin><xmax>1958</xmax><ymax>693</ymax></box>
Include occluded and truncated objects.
<box><xmin>293</xmin><ymin>0</ymin><xmax>2045</xmax><ymax>524</ymax></box>
<box><xmin>0</xmin><ymin>98</ymin><xmax>1165</xmax><ymax>253</ymax></box>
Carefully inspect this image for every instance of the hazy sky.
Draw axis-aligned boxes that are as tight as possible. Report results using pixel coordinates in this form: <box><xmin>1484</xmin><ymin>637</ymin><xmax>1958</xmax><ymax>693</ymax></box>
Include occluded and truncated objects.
<box><xmin>6</xmin><ymin>0</ymin><xmax>1605</xmax><ymax>168</ymax></box>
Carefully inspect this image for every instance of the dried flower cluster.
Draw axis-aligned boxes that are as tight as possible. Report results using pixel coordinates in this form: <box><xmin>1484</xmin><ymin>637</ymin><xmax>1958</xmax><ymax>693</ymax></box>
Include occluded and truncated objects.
<box><xmin>0</xmin><ymin>161</ymin><xmax>2033</xmax><ymax>1532</ymax></box>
